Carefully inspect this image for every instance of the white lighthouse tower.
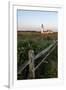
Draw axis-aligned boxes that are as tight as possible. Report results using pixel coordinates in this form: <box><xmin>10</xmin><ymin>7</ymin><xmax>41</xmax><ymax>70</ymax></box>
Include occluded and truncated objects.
<box><xmin>41</xmin><ymin>24</ymin><xmax>44</xmax><ymax>33</ymax></box>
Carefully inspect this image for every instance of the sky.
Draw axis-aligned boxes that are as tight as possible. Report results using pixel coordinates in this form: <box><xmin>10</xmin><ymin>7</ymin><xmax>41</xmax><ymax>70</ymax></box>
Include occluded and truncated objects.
<box><xmin>17</xmin><ymin>9</ymin><xmax>58</xmax><ymax>32</ymax></box>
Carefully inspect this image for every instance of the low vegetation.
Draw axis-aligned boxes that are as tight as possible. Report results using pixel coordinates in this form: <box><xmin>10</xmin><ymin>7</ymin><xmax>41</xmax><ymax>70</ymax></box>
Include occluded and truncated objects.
<box><xmin>17</xmin><ymin>31</ymin><xmax>58</xmax><ymax>80</ymax></box>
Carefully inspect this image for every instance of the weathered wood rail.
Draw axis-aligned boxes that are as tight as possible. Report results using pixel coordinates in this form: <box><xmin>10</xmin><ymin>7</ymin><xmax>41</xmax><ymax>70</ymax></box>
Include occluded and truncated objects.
<box><xmin>18</xmin><ymin>40</ymin><xmax>57</xmax><ymax>78</ymax></box>
<box><xmin>33</xmin><ymin>40</ymin><xmax>57</xmax><ymax>61</ymax></box>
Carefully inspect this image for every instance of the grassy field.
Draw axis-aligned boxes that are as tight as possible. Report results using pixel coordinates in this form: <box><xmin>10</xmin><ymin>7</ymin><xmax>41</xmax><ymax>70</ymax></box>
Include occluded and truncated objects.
<box><xmin>17</xmin><ymin>31</ymin><xmax>58</xmax><ymax>80</ymax></box>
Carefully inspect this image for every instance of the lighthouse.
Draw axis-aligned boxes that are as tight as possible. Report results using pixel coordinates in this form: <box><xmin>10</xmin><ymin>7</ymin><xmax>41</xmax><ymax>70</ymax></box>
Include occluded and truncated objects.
<box><xmin>41</xmin><ymin>24</ymin><xmax>44</xmax><ymax>33</ymax></box>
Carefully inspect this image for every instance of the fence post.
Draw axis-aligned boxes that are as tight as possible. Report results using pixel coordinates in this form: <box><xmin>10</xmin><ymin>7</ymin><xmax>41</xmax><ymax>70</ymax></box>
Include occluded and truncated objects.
<box><xmin>28</xmin><ymin>49</ymin><xmax>35</xmax><ymax>79</ymax></box>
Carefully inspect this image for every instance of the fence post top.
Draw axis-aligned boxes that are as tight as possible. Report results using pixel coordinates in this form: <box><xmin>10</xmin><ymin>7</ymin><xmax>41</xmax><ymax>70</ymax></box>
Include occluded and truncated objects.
<box><xmin>28</xmin><ymin>49</ymin><xmax>34</xmax><ymax>53</ymax></box>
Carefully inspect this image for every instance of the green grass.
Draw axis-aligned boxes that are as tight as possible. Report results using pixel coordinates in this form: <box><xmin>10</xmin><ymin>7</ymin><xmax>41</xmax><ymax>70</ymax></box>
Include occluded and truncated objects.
<box><xmin>17</xmin><ymin>31</ymin><xmax>58</xmax><ymax>80</ymax></box>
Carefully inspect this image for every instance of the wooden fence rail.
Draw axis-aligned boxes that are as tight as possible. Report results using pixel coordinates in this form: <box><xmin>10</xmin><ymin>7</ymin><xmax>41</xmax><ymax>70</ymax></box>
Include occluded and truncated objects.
<box><xmin>18</xmin><ymin>60</ymin><xmax>30</xmax><ymax>74</ymax></box>
<box><xmin>34</xmin><ymin>44</ymin><xmax>57</xmax><ymax>71</ymax></box>
<box><xmin>33</xmin><ymin>40</ymin><xmax>57</xmax><ymax>61</ymax></box>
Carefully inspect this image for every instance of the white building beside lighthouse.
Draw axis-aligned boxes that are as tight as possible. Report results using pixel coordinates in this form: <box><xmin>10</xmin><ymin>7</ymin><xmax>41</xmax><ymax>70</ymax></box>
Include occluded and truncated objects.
<box><xmin>40</xmin><ymin>24</ymin><xmax>53</xmax><ymax>34</ymax></box>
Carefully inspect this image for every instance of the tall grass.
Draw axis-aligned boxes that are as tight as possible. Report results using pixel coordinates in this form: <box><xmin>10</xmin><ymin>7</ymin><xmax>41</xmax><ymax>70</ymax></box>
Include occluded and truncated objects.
<box><xmin>17</xmin><ymin>31</ymin><xmax>58</xmax><ymax>80</ymax></box>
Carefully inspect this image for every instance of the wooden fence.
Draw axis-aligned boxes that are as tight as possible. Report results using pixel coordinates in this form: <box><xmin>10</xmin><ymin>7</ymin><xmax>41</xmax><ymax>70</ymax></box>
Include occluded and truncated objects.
<box><xmin>18</xmin><ymin>40</ymin><xmax>57</xmax><ymax>79</ymax></box>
